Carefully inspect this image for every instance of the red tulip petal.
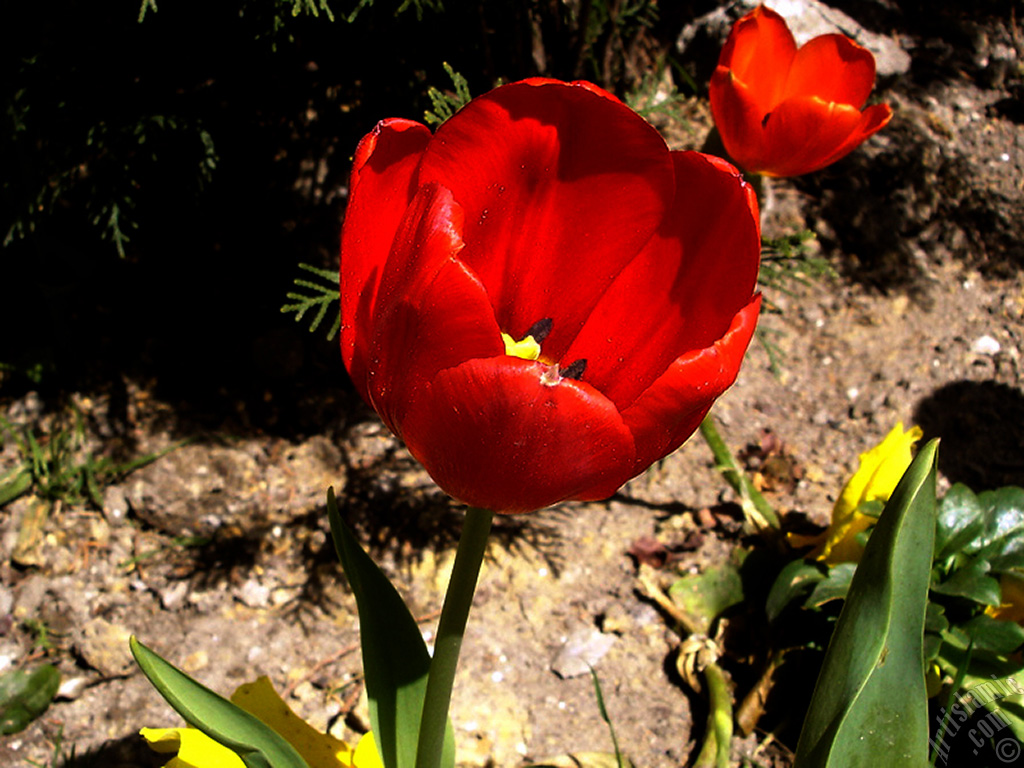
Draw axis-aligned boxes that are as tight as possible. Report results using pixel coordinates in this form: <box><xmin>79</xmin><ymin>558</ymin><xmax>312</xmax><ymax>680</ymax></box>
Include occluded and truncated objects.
<box><xmin>340</xmin><ymin>119</ymin><xmax>432</xmax><ymax>398</ymax></box>
<box><xmin>718</xmin><ymin>5</ymin><xmax>796</xmax><ymax>113</ymax></box>
<box><xmin>398</xmin><ymin>357</ymin><xmax>636</xmax><ymax>513</ymax></box>
<box><xmin>710</xmin><ymin>68</ymin><xmax>770</xmax><ymax>175</ymax></box>
<box><xmin>565</xmin><ymin>151</ymin><xmax>760</xmax><ymax>410</ymax></box>
<box><xmin>812</xmin><ymin>102</ymin><xmax>893</xmax><ymax>169</ymax></box>
<box><xmin>617</xmin><ymin>295</ymin><xmax>761</xmax><ymax>483</ymax></box>
<box><xmin>759</xmin><ymin>96</ymin><xmax>872</xmax><ymax>177</ymax></box>
<box><xmin>416</xmin><ymin>79</ymin><xmax>675</xmax><ymax>360</ymax></box>
<box><xmin>784</xmin><ymin>34</ymin><xmax>877</xmax><ymax>108</ymax></box>
<box><xmin>366</xmin><ymin>183</ymin><xmax>503</xmax><ymax>434</ymax></box>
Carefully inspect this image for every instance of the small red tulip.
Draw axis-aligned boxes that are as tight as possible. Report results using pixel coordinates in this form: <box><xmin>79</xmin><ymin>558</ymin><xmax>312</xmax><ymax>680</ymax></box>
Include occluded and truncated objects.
<box><xmin>710</xmin><ymin>5</ymin><xmax>893</xmax><ymax>177</ymax></box>
<box><xmin>340</xmin><ymin>78</ymin><xmax>761</xmax><ymax>513</ymax></box>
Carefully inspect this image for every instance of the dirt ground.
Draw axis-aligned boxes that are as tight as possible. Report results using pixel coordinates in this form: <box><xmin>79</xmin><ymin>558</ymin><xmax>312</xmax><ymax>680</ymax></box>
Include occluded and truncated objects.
<box><xmin>2</xmin><ymin>2</ymin><xmax>1023</xmax><ymax>767</ymax></box>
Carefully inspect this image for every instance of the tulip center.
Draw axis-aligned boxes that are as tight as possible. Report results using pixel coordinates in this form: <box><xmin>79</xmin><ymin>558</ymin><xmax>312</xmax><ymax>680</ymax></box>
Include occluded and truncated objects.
<box><xmin>501</xmin><ymin>317</ymin><xmax>587</xmax><ymax>384</ymax></box>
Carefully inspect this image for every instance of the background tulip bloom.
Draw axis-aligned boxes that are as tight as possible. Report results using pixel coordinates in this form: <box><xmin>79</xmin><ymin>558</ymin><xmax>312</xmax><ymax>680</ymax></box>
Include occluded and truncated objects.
<box><xmin>710</xmin><ymin>5</ymin><xmax>893</xmax><ymax>178</ymax></box>
<box><xmin>340</xmin><ymin>78</ymin><xmax>761</xmax><ymax>513</ymax></box>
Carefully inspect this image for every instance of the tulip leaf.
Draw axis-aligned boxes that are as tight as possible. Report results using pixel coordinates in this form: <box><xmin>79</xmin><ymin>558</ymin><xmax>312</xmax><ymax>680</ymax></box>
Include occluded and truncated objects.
<box><xmin>129</xmin><ymin>637</ymin><xmax>310</xmax><ymax>768</ymax></box>
<box><xmin>793</xmin><ymin>439</ymin><xmax>938</xmax><ymax>767</ymax></box>
<box><xmin>765</xmin><ymin>559</ymin><xmax>826</xmax><ymax>623</ymax></box>
<box><xmin>0</xmin><ymin>664</ymin><xmax>60</xmax><ymax>735</ymax></box>
<box><xmin>326</xmin><ymin>488</ymin><xmax>454</xmax><ymax>768</ymax></box>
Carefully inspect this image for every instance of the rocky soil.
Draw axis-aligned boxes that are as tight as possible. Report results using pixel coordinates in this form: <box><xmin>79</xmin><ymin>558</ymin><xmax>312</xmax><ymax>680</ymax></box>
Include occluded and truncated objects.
<box><xmin>1</xmin><ymin>2</ymin><xmax>1023</xmax><ymax>767</ymax></box>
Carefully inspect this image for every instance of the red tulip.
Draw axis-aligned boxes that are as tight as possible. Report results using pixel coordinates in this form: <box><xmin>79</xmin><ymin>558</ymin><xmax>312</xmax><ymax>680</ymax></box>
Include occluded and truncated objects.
<box><xmin>340</xmin><ymin>78</ymin><xmax>761</xmax><ymax>513</ymax></box>
<box><xmin>710</xmin><ymin>5</ymin><xmax>892</xmax><ymax>177</ymax></box>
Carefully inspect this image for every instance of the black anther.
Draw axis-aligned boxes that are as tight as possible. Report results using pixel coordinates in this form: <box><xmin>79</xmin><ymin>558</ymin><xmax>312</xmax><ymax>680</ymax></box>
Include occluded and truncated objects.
<box><xmin>526</xmin><ymin>318</ymin><xmax>553</xmax><ymax>343</ymax></box>
<box><xmin>561</xmin><ymin>359</ymin><xmax>587</xmax><ymax>380</ymax></box>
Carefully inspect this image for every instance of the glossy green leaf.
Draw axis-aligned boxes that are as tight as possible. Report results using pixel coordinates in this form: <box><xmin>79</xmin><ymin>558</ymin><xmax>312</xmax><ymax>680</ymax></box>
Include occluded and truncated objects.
<box><xmin>326</xmin><ymin>488</ymin><xmax>454</xmax><ymax>768</ymax></box>
<box><xmin>793</xmin><ymin>439</ymin><xmax>938</xmax><ymax>767</ymax></box>
<box><xmin>803</xmin><ymin>563</ymin><xmax>856</xmax><ymax>610</ymax></box>
<box><xmin>935</xmin><ymin>483</ymin><xmax>986</xmax><ymax>560</ymax></box>
<box><xmin>129</xmin><ymin>637</ymin><xmax>310</xmax><ymax>768</ymax></box>
<box><xmin>931</xmin><ymin>558</ymin><xmax>1002</xmax><ymax>606</ymax></box>
<box><xmin>971</xmin><ymin>487</ymin><xmax>1024</xmax><ymax>558</ymax></box>
<box><xmin>765</xmin><ymin>559</ymin><xmax>827</xmax><ymax>623</ymax></box>
<box><xmin>0</xmin><ymin>664</ymin><xmax>60</xmax><ymax>735</ymax></box>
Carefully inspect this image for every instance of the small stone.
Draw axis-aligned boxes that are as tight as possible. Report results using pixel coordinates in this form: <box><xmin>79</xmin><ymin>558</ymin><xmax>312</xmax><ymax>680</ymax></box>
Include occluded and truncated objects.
<box><xmin>76</xmin><ymin>618</ymin><xmax>134</xmax><ymax>677</ymax></box>
<box><xmin>551</xmin><ymin>627</ymin><xmax>616</xmax><ymax>679</ymax></box>
<box><xmin>157</xmin><ymin>580</ymin><xmax>190</xmax><ymax>611</ymax></box>
<box><xmin>183</xmin><ymin>650</ymin><xmax>209</xmax><ymax>674</ymax></box>
<box><xmin>972</xmin><ymin>334</ymin><xmax>1001</xmax><ymax>355</ymax></box>
<box><xmin>56</xmin><ymin>675</ymin><xmax>91</xmax><ymax>701</ymax></box>
<box><xmin>237</xmin><ymin>578</ymin><xmax>271</xmax><ymax>609</ymax></box>
<box><xmin>102</xmin><ymin>485</ymin><xmax>129</xmax><ymax>522</ymax></box>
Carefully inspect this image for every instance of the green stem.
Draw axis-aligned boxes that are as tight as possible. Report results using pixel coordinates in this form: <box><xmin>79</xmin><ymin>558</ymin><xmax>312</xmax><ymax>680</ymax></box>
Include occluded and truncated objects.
<box><xmin>415</xmin><ymin>506</ymin><xmax>494</xmax><ymax>768</ymax></box>
<box><xmin>693</xmin><ymin>662</ymin><xmax>734</xmax><ymax>768</ymax></box>
<box><xmin>699</xmin><ymin>413</ymin><xmax>780</xmax><ymax>532</ymax></box>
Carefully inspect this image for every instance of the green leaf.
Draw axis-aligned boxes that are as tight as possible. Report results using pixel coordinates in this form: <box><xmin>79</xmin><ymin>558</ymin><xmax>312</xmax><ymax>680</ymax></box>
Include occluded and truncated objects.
<box><xmin>765</xmin><ymin>559</ymin><xmax>827</xmax><ymax>623</ymax></box>
<box><xmin>667</xmin><ymin>560</ymin><xmax>744</xmax><ymax>635</ymax></box>
<box><xmin>326</xmin><ymin>488</ymin><xmax>454</xmax><ymax>768</ymax></box>
<box><xmin>423</xmin><ymin>63</ymin><xmax>472</xmax><ymax>127</ymax></box>
<box><xmin>961</xmin><ymin>614</ymin><xmax>1024</xmax><ymax>656</ymax></box>
<box><xmin>935</xmin><ymin>483</ymin><xmax>986</xmax><ymax>560</ymax></box>
<box><xmin>931</xmin><ymin>557</ymin><xmax>1002</xmax><ymax>606</ymax></box>
<box><xmin>932</xmin><ymin>633</ymin><xmax>1024</xmax><ymax>755</ymax></box>
<box><xmin>129</xmin><ymin>637</ymin><xmax>311</xmax><ymax>768</ymax></box>
<box><xmin>803</xmin><ymin>563</ymin><xmax>857</xmax><ymax>610</ymax></box>
<box><xmin>0</xmin><ymin>664</ymin><xmax>60</xmax><ymax>735</ymax></box>
<box><xmin>280</xmin><ymin>263</ymin><xmax>341</xmax><ymax>341</ymax></box>
<box><xmin>971</xmin><ymin>486</ymin><xmax>1024</xmax><ymax>558</ymax></box>
<box><xmin>925</xmin><ymin>602</ymin><xmax>950</xmax><ymax>634</ymax></box>
<box><xmin>793</xmin><ymin>439</ymin><xmax>938</xmax><ymax>767</ymax></box>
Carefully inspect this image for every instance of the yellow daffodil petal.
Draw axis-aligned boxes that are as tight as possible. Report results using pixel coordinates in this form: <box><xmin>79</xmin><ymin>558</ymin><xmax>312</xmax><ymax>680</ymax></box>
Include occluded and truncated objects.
<box><xmin>987</xmin><ymin>574</ymin><xmax>1024</xmax><ymax>624</ymax></box>
<box><xmin>353</xmin><ymin>732</ymin><xmax>385</xmax><ymax>768</ymax></box>
<box><xmin>789</xmin><ymin>422</ymin><xmax>923</xmax><ymax>565</ymax></box>
<box><xmin>140</xmin><ymin>727</ymin><xmax>246</xmax><ymax>768</ymax></box>
<box><xmin>231</xmin><ymin>676</ymin><xmax>355</xmax><ymax>768</ymax></box>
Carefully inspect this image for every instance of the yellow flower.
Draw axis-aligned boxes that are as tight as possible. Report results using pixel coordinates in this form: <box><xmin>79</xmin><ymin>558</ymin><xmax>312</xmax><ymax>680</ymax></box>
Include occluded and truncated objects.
<box><xmin>987</xmin><ymin>574</ymin><xmax>1024</xmax><ymax>624</ymax></box>
<box><xmin>789</xmin><ymin>422</ymin><xmax>923</xmax><ymax>565</ymax></box>
<box><xmin>141</xmin><ymin>676</ymin><xmax>383</xmax><ymax>768</ymax></box>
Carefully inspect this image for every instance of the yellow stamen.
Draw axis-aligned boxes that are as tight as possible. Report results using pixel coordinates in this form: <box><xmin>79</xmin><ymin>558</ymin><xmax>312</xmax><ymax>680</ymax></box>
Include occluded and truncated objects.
<box><xmin>502</xmin><ymin>332</ymin><xmax>541</xmax><ymax>361</ymax></box>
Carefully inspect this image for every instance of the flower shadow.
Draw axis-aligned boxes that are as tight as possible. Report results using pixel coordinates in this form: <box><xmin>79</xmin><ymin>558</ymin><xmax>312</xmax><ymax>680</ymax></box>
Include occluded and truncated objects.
<box><xmin>914</xmin><ymin>379</ymin><xmax>1024</xmax><ymax>491</ymax></box>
